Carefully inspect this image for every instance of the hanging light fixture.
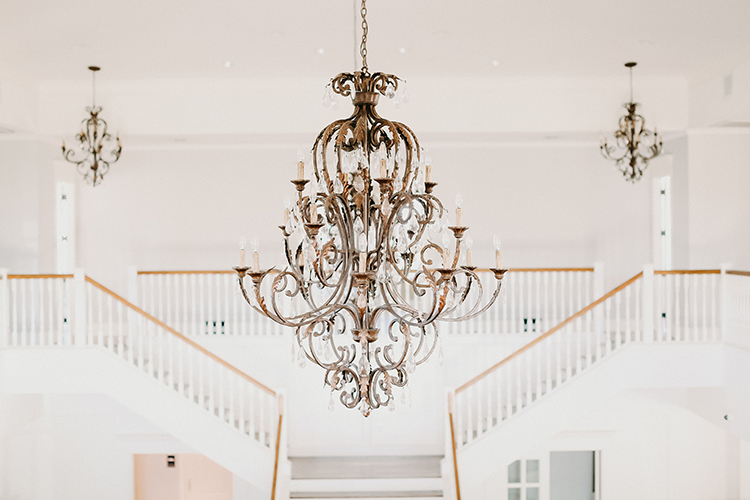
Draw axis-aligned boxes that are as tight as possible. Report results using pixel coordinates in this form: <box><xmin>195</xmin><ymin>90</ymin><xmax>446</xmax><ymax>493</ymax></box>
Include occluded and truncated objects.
<box><xmin>600</xmin><ymin>62</ymin><xmax>663</xmax><ymax>182</ymax></box>
<box><xmin>62</xmin><ymin>66</ymin><xmax>122</xmax><ymax>186</ymax></box>
<box><xmin>234</xmin><ymin>0</ymin><xmax>507</xmax><ymax>415</ymax></box>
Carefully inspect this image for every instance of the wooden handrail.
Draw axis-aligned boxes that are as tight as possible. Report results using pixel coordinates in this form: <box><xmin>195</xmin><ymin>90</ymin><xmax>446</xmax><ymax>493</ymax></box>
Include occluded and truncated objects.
<box><xmin>85</xmin><ymin>276</ymin><xmax>276</xmax><ymax>396</ymax></box>
<box><xmin>137</xmin><ymin>267</ymin><xmax>594</xmax><ymax>275</ymax></box>
<box><xmin>455</xmin><ymin>271</ymin><xmax>644</xmax><ymax>394</ymax></box>
<box><xmin>448</xmin><ymin>393</ymin><xmax>462</xmax><ymax>500</ymax></box>
<box><xmin>7</xmin><ymin>274</ymin><xmax>74</xmax><ymax>279</ymax></box>
<box><xmin>271</xmin><ymin>394</ymin><xmax>284</xmax><ymax>500</ymax></box>
<box><xmin>727</xmin><ymin>270</ymin><xmax>750</xmax><ymax>277</ymax></box>
<box><xmin>655</xmin><ymin>269</ymin><xmax>721</xmax><ymax>275</ymax></box>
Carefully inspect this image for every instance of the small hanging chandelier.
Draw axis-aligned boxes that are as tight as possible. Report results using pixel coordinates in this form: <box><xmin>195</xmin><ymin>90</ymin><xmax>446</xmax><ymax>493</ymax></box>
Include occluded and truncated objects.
<box><xmin>62</xmin><ymin>66</ymin><xmax>122</xmax><ymax>186</ymax></box>
<box><xmin>234</xmin><ymin>0</ymin><xmax>508</xmax><ymax>415</ymax></box>
<box><xmin>600</xmin><ymin>62</ymin><xmax>663</xmax><ymax>182</ymax></box>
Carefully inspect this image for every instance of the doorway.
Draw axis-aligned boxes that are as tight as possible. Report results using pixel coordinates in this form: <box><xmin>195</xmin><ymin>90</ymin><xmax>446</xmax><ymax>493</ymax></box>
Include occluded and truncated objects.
<box><xmin>134</xmin><ymin>454</ymin><xmax>233</xmax><ymax>500</ymax></box>
<box><xmin>549</xmin><ymin>451</ymin><xmax>599</xmax><ymax>500</ymax></box>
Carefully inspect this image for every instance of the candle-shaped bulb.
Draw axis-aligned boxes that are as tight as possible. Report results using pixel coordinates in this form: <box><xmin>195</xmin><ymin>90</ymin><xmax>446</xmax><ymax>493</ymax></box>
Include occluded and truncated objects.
<box><xmin>297</xmin><ymin>149</ymin><xmax>305</xmax><ymax>180</ymax></box>
<box><xmin>239</xmin><ymin>237</ymin><xmax>246</xmax><ymax>267</ymax></box>
<box><xmin>493</xmin><ymin>234</ymin><xmax>502</xmax><ymax>268</ymax></box>
<box><xmin>283</xmin><ymin>197</ymin><xmax>291</xmax><ymax>224</ymax></box>
<box><xmin>465</xmin><ymin>235</ymin><xmax>474</xmax><ymax>267</ymax></box>
<box><xmin>425</xmin><ymin>154</ymin><xmax>432</xmax><ymax>182</ymax></box>
<box><xmin>455</xmin><ymin>192</ymin><xmax>464</xmax><ymax>226</ymax></box>
<box><xmin>251</xmin><ymin>236</ymin><xmax>260</xmax><ymax>272</ymax></box>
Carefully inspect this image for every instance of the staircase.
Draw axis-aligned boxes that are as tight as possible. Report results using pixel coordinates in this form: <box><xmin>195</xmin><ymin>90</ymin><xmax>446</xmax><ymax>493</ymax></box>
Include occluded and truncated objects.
<box><xmin>447</xmin><ymin>267</ymin><xmax>731</xmax><ymax>497</ymax></box>
<box><xmin>0</xmin><ymin>271</ymin><xmax>285</xmax><ymax>497</ymax></box>
<box><xmin>289</xmin><ymin>456</ymin><xmax>444</xmax><ymax>499</ymax></box>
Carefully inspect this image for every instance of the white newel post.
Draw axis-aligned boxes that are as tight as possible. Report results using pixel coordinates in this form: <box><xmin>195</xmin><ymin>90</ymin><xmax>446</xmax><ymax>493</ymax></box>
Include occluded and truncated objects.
<box><xmin>73</xmin><ymin>268</ymin><xmax>87</xmax><ymax>346</ymax></box>
<box><xmin>642</xmin><ymin>264</ymin><xmax>655</xmax><ymax>343</ymax></box>
<box><xmin>593</xmin><ymin>262</ymin><xmax>605</xmax><ymax>337</ymax></box>
<box><xmin>127</xmin><ymin>266</ymin><xmax>139</xmax><ymax>306</ymax></box>
<box><xmin>0</xmin><ymin>268</ymin><xmax>8</xmax><ymax>348</ymax></box>
<box><xmin>720</xmin><ymin>263</ymin><xmax>732</xmax><ymax>343</ymax></box>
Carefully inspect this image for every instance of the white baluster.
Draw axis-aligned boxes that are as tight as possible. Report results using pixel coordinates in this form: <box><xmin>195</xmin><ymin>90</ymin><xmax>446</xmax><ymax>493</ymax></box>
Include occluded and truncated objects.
<box><xmin>585</xmin><ymin>308</ymin><xmax>592</xmax><ymax>368</ymax></box>
<box><xmin>238</xmin><ymin>380</ymin><xmax>245</xmax><ymax>433</ymax></box>
<box><xmin>509</xmin><ymin>272</ymin><xmax>516</xmax><ymax>334</ymax></box>
<box><xmin>500</xmin><ymin>272</ymin><xmax>514</xmax><ymax>333</ymax></box>
<box><xmin>258</xmin><ymin>388</ymin><xmax>266</xmax><ymax>446</ymax></box>
<box><xmin>543</xmin><ymin>272</ymin><xmax>550</xmax><ymax>334</ymax></box>
<box><xmin>605</xmin><ymin>298</ymin><xmax>612</xmax><ymax>355</ymax></box>
<box><xmin>208</xmin><ymin>360</ymin><xmax>216</xmax><ymax>415</ymax></box>
<box><xmin>615</xmin><ymin>292</ymin><xmax>622</xmax><ymax>348</ymax></box>
<box><xmin>690</xmin><ymin>274</ymin><xmax>700</xmax><ymax>341</ymax></box>
<box><xmin>57</xmin><ymin>279</ymin><xmax>65</xmax><ymax>346</ymax></box>
<box><xmin>137</xmin><ymin>316</ymin><xmax>145</xmax><ymax>369</ymax></box>
<box><xmin>19</xmin><ymin>278</ymin><xmax>27</xmax><ymax>345</ymax></box>
<box><xmin>711</xmin><ymin>273</ymin><xmax>718</xmax><ymax>341</ymax></box>
<box><xmin>625</xmin><ymin>285</ymin><xmax>632</xmax><ymax>344</ymax></box>
<box><xmin>642</xmin><ymin>265</ymin><xmax>655</xmax><ymax>343</ymax></box>
<box><xmin>535</xmin><ymin>342</ymin><xmax>542</xmax><ymax>400</ymax></box>
<box><xmin>557</xmin><ymin>272</ymin><xmax>564</xmax><ymax>324</ymax></box>
<box><xmin>117</xmin><ymin>302</ymin><xmax>125</xmax><ymax>356</ymax></box>
<box><xmin>575</xmin><ymin>315</ymin><xmax>582</xmax><ymax>376</ymax></box>
<box><xmin>466</xmin><ymin>385</ymin><xmax>474</xmax><ymax>444</ymax></box>
<box><xmin>198</xmin><ymin>352</ymin><xmax>206</xmax><ymax>410</ymax></box>
<box><xmin>515</xmin><ymin>354</ymin><xmax>522</xmax><ymax>411</ymax></box>
<box><xmin>218</xmin><ymin>366</ymin><xmax>225</xmax><ymax>421</ymax></box>
<box><xmin>106</xmin><ymin>294</ymin><xmax>113</xmax><ymax>351</ymax></box>
<box><xmin>555</xmin><ymin>326</ymin><xmax>562</xmax><ymax>389</ymax></box>
<box><xmin>534</xmin><ymin>273</ymin><xmax>541</xmax><ymax>334</ymax></box>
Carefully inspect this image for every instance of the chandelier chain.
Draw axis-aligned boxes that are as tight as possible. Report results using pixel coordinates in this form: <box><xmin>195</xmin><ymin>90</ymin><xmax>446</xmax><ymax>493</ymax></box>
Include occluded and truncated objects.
<box><xmin>360</xmin><ymin>0</ymin><xmax>368</xmax><ymax>74</ymax></box>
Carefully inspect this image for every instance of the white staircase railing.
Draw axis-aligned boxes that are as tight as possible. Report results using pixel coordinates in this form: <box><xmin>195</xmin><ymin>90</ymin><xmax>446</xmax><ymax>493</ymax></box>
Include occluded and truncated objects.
<box><xmin>130</xmin><ymin>266</ymin><xmax>598</xmax><ymax>337</ymax></box>
<box><xmin>0</xmin><ymin>268</ymin><xmax>286</xmax><ymax>497</ymax></box>
<box><xmin>450</xmin><ymin>266</ymin><xmax>725</xmax><ymax>453</ymax></box>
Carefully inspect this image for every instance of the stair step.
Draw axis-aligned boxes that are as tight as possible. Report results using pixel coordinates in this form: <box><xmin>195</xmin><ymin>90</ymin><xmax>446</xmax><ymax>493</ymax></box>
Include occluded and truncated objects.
<box><xmin>291</xmin><ymin>456</ymin><xmax>442</xmax><ymax>480</ymax></box>
<box><xmin>290</xmin><ymin>478</ymin><xmax>442</xmax><ymax>494</ymax></box>
<box><xmin>290</xmin><ymin>492</ymin><xmax>442</xmax><ymax>499</ymax></box>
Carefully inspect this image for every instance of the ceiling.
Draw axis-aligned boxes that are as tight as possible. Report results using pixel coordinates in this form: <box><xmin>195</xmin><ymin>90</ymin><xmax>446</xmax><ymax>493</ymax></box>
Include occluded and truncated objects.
<box><xmin>2</xmin><ymin>0</ymin><xmax>750</xmax><ymax>83</ymax></box>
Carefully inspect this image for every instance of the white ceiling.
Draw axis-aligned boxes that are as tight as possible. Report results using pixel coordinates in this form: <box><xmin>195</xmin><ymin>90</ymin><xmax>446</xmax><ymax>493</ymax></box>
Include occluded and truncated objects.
<box><xmin>2</xmin><ymin>0</ymin><xmax>750</xmax><ymax>84</ymax></box>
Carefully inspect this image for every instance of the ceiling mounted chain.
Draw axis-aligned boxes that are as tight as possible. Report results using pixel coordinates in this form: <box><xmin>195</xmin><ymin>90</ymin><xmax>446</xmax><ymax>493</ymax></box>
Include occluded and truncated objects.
<box><xmin>360</xmin><ymin>0</ymin><xmax>369</xmax><ymax>74</ymax></box>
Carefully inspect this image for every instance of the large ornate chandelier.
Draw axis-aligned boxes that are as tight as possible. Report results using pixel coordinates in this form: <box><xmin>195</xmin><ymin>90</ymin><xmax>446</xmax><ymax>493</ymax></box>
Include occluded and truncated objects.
<box><xmin>234</xmin><ymin>0</ymin><xmax>507</xmax><ymax>415</ymax></box>
<box><xmin>62</xmin><ymin>66</ymin><xmax>122</xmax><ymax>186</ymax></box>
<box><xmin>600</xmin><ymin>62</ymin><xmax>663</xmax><ymax>182</ymax></box>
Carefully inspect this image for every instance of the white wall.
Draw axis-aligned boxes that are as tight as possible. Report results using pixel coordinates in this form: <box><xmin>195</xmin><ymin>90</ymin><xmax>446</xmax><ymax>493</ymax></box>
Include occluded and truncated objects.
<box><xmin>687</xmin><ymin>130</ymin><xmax>750</xmax><ymax>270</ymax></box>
<box><xmin>0</xmin><ymin>138</ymin><xmax>57</xmax><ymax>273</ymax></box>
<box><xmin>60</xmin><ymin>138</ymin><xmax>661</xmax><ymax>296</ymax></box>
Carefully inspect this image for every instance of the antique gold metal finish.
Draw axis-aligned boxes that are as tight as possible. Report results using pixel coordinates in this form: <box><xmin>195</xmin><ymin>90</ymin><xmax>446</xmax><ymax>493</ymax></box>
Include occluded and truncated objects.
<box><xmin>600</xmin><ymin>62</ymin><xmax>663</xmax><ymax>182</ymax></box>
<box><xmin>234</xmin><ymin>0</ymin><xmax>507</xmax><ymax>415</ymax></box>
<box><xmin>62</xmin><ymin>66</ymin><xmax>122</xmax><ymax>186</ymax></box>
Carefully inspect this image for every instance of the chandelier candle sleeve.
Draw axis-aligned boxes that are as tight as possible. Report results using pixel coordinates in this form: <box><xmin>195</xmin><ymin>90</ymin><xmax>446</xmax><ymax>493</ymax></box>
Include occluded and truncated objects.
<box><xmin>297</xmin><ymin>150</ymin><xmax>305</xmax><ymax>180</ymax></box>
<box><xmin>239</xmin><ymin>237</ymin><xmax>246</xmax><ymax>268</ymax></box>
<box><xmin>466</xmin><ymin>235</ymin><xmax>474</xmax><ymax>267</ymax></box>
<box><xmin>494</xmin><ymin>235</ymin><xmax>502</xmax><ymax>268</ymax></box>
<box><xmin>251</xmin><ymin>237</ymin><xmax>260</xmax><ymax>273</ymax></box>
<box><xmin>455</xmin><ymin>193</ymin><xmax>463</xmax><ymax>227</ymax></box>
